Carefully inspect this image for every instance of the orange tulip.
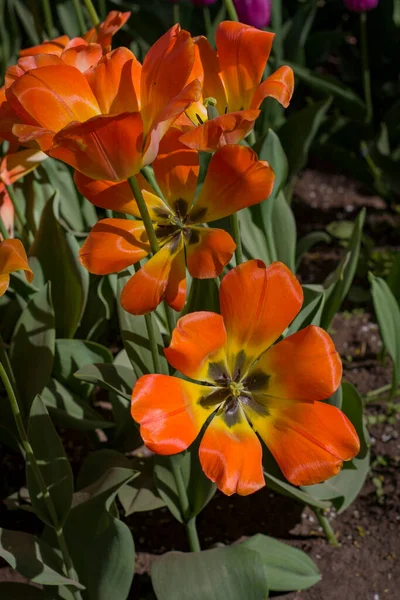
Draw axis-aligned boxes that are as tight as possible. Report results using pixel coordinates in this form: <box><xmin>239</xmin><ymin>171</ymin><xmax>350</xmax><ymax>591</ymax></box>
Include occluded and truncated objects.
<box><xmin>179</xmin><ymin>21</ymin><xmax>294</xmax><ymax>151</ymax></box>
<box><xmin>0</xmin><ymin>238</ymin><xmax>33</xmax><ymax>295</ymax></box>
<box><xmin>76</xmin><ymin>131</ymin><xmax>275</xmax><ymax>314</ymax></box>
<box><xmin>0</xmin><ymin>26</ymin><xmax>200</xmax><ymax>182</ymax></box>
<box><xmin>131</xmin><ymin>260</ymin><xmax>360</xmax><ymax>496</ymax></box>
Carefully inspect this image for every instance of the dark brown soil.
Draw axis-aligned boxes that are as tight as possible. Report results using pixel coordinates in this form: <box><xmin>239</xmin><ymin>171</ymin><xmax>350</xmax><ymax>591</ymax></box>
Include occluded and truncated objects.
<box><xmin>1</xmin><ymin>169</ymin><xmax>399</xmax><ymax>599</ymax></box>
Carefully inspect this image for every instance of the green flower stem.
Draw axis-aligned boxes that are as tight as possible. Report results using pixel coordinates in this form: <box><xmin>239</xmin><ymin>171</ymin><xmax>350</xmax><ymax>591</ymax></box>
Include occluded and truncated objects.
<box><xmin>203</xmin><ymin>6</ymin><xmax>212</xmax><ymax>38</ymax></box>
<box><xmin>314</xmin><ymin>508</ymin><xmax>340</xmax><ymax>547</ymax></box>
<box><xmin>133</xmin><ymin>263</ymin><xmax>161</xmax><ymax>374</ymax></box>
<box><xmin>82</xmin><ymin>0</ymin><xmax>100</xmax><ymax>27</ymax></box>
<box><xmin>141</xmin><ymin>166</ymin><xmax>165</xmax><ymax>201</ymax></box>
<box><xmin>0</xmin><ymin>360</ymin><xmax>83</xmax><ymax>599</ymax></box>
<box><xmin>98</xmin><ymin>0</ymin><xmax>106</xmax><ymax>20</ymax></box>
<box><xmin>5</xmin><ymin>184</ymin><xmax>26</xmax><ymax>229</ymax></box>
<box><xmin>72</xmin><ymin>0</ymin><xmax>86</xmax><ymax>35</ymax></box>
<box><xmin>230</xmin><ymin>213</ymin><xmax>243</xmax><ymax>265</ymax></box>
<box><xmin>0</xmin><ymin>213</ymin><xmax>9</xmax><ymax>240</ymax></box>
<box><xmin>360</xmin><ymin>12</ymin><xmax>373</xmax><ymax>124</ymax></box>
<box><xmin>170</xmin><ymin>456</ymin><xmax>201</xmax><ymax>552</ymax></box>
<box><xmin>173</xmin><ymin>2</ymin><xmax>180</xmax><ymax>25</ymax></box>
<box><xmin>41</xmin><ymin>0</ymin><xmax>54</xmax><ymax>38</ymax></box>
<box><xmin>223</xmin><ymin>0</ymin><xmax>238</xmax><ymax>21</ymax></box>
<box><xmin>128</xmin><ymin>175</ymin><xmax>160</xmax><ymax>256</ymax></box>
<box><xmin>247</xmin><ymin>130</ymin><xmax>256</xmax><ymax>147</ymax></box>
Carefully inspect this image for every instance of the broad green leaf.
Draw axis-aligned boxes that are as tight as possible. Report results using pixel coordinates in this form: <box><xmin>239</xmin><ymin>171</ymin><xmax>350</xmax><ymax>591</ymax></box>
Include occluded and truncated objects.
<box><xmin>10</xmin><ymin>283</ymin><xmax>55</xmax><ymax>411</ymax></box>
<box><xmin>0</xmin><ymin>529</ymin><xmax>83</xmax><ymax>588</ymax></box>
<box><xmin>321</xmin><ymin>208</ymin><xmax>366</xmax><ymax>329</ymax></box>
<box><xmin>301</xmin><ymin>383</ymin><xmax>370</xmax><ymax>513</ymax></box>
<box><xmin>151</xmin><ymin>545</ymin><xmax>269</xmax><ymax>600</ymax></box>
<box><xmin>183</xmin><ymin>276</ymin><xmax>220</xmax><ymax>314</ymax></box>
<box><xmin>75</xmin><ymin>274</ymin><xmax>115</xmax><ymax>341</ymax></box>
<box><xmin>29</xmin><ymin>195</ymin><xmax>89</xmax><ymax>338</ymax></box>
<box><xmin>242</xmin><ymin>534</ymin><xmax>320</xmax><ymax>591</ymax></box>
<box><xmin>286</xmin><ymin>62</ymin><xmax>366</xmax><ymax>120</ymax></box>
<box><xmin>284</xmin><ymin>2</ymin><xmax>317</xmax><ymax>64</ymax></box>
<box><xmin>296</xmin><ymin>232</ymin><xmax>331</xmax><ymax>269</ymax></box>
<box><xmin>286</xmin><ymin>285</ymin><xmax>325</xmax><ymax>334</ymax></box>
<box><xmin>256</xmin><ymin>129</ymin><xmax>288</xmax><ymax>198</ymax></box>
<box><xmin>279</xmin><ymin>98</ymin><xmax>332</xmax><ymax>178</ymax></box>
<box><xmin>64</xmin><ymin>467</ymin><xmax>137</xmax><ymax>600</ymax></box>
<box><xmin>261</xmin><ymin>191</ymin><xmax>297</xmax><ymax>271</ymax></box>
<box><xmin>239</xmin><ymin>207</ymin><xmax>271</xmax><ymax>263</ymax></box>
<box><xmin>371</xmin><ymin>274</ymin><xmax>400</xmax><ymax>395</ymax></box>
<box><xmin>54</xmin><ymin>339</ymin><xmax>113</xmax><ymax>396</ymax></box>
<box><xmin>117</xmin><ymin>269</ymin><xmax>168</xmax><ymax>376</ymax></box>
<box><xmin>154</xmin><ymin>444</ymin><xmax>216</xmax><ymax>523</ymax></box>
<box><xmin>326</xmin><ymin>221</ymin><xmax>354</xmax><ymax>240</ymax></box>
<box><xmin>26</xmin><ymin>396</ymin><xmax>74</xmax><ymax>528</ymax></box>
<box><xmin>41</xmin><ymin>378</ymin><xmax>114</xmax><ymax>431</ymax></box>
<box><xmin>74</xmin><ymin>363</ymin><xmax>134</xmax><ymax>401</ymax></box>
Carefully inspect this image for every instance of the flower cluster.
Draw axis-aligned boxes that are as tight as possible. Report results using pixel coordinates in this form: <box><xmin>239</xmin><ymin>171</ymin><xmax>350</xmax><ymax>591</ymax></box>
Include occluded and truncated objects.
<box><xmin>0</xmin><ymin>10</ymin><xmax>360</xmax><ymax>496</ymax></box>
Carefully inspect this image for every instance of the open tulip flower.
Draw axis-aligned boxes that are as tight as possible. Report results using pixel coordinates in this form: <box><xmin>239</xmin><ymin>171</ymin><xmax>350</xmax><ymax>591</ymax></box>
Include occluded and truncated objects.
<box><xmin>0</xmin><ymin>238</ymin><xmax>33</xmax><ymax>295</ymax></box>
<box><xmin>77</xmin><ymin>132</ymin><xmax>275</xmax><ymax>315</ymax></box>
<box><xmin>0</xmin><ymin>24</ymin><xmax>200</xmax><ymax>182</ymax></box>
<box><xmin>131</xmin><ymin>260</ymin><xmax>360</xmax><ymax>496</ymax></box>
<box><xmin>178</xmin><ymin>21</ymin><xmax>294</xmax><ymax>151</ymax></box>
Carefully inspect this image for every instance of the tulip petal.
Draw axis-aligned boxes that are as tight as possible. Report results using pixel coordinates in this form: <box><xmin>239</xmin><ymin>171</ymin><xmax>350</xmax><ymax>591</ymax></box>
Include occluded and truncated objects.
<box><xmin>188</xmin><ymin>145</ymin><xmax>274</xmax><ymax>223</ymax></box>
<box><xmin>73</xmin><ymin>171</ymin><xmax>170</xmax><ymax>220</ymax></box>
<box><xmin>85</xmin><ymin>47</ymin><xmax>141</xmax><ymax>114</ymax></box>
<box><xmin>0</xmin><ymin>149</ymin><xmax>47</xmax><ymax>185</ymax></box>
<box><xmin>179</xmin><ymin>110</ymin><xmax>259</xmax><ymax>152</ymax></box>
<box><xmin>199</xmin><ymin>407</ymin><xmax>265</xmax><ymax>496</ymax></box>
<box><xmin>19</xmin><ymin>35</ymin><xmax>69</xmax><ymax>57</ymax></box>
<box><xmin>194</xmin><ymin>36</ymin><xmax>227</xmax><ymax>113</ymax></box>
<box><xmin>11</xmin><ymin>125</ymin><xmax>55</xmax><ymax>152</ymax></box>
<box><xmin>245</xmin><ymin>399</ymin><xmax>360</xmax><ymax>486</ymax></box>
<box><xmin>164</xmin><ymin>312</ymin><xmax>228</xmax><ymax>382</ymax></box>
<box><xmin>185</xmin><ymin>227</ymin><xmax>235</xmax><ymax>278</ymax></box>
<box><xmin>120</xmin><ymin>235</ymin><xmax>186</xmax><ymax>314</ymax></box>
<box><xmin>7</xmin><ymin>65</ymin><xmax>100</xmax><ymax>132</ymax></box>
<box><xmin>219</xmin><ymin>260</ymin><xmax>303</xmax><ymax>376</ymax></box>
<box><xmin>0</xmin><ymin>273</ymin><xmax>10</xmax><ymax>296</ymax></box>
<box><xmin>5</xmin><ymin>55</ymin><xmax>64</xmax><ymax>87</ymax></box>
<box><xmin>84</xmin><ymin>10</ymin><xmax>131</xmax><ymax>50</ymax></box>
<box><xmin>0</xmin><ymin>238</ymin><xmax>33</xmax><ymax>289</ymax></box>
<box><xmin>216</xmin><ymin>21</ymin><xmax>274</xmax><ymax>111</ymax></box>
<box><xmin>79</xmin><ymin>218</ymin><xmax>149</xmax><ymax>275</ymax></box>
<box><xmin>254</xmin><ymin>326</ymin><xmax>342</xmax><ymax>402</ymax></box>
<box><xmin>50</xmin><ymin>112</ymin><xmax>144</xmax><ymax>181</ymax></box>
<box><xmin>60</xmin><ymin>43</ymin><xmax>103</xmax><ymax>72</ymax></box>
<box><xmin>152</xmin><ymin>127</ymin><xmax>199</xmax><ymax>212</ymax></box>
<box><xmin>140</xmin><ymin>25</ymin><xmax>195</xmax><ymax>135</ymax></box>
<box><xmin>131</xmin><ymin>374</ymin><xmax>220</xmax><ymax>454</ymax></box>
<box><xmin>251</xmin><ymin>66</ymin><xmax>295</xmax><ymax>110</ymax></box>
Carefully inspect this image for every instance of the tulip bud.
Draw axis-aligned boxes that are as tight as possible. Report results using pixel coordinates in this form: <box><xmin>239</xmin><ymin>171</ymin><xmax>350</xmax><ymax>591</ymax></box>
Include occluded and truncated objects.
<box><xmin>233</xmin><ymin>0</ymin><xmax>271</xmax><ymax>29</ymax></box>
<box><xmin>344</xmin><ymin>0</ymin><xmax>379</xmax><ymax>12</ymax></box>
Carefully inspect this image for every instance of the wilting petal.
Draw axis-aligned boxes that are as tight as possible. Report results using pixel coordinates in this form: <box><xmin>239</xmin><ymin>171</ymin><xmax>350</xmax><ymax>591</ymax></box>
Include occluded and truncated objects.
<box><xmin>216</xmin><ymin>21</ymin><xmax>274</xmax><ymax>111</ymax></box>
<box><xmin>79</xmin><ymin>218</ymin><xmax>149</xmax><ymax>275</ymax></box>
<box><xmin>152</xmin><ymin>127</ymin><xmax>199</xmax><ymax>212</ymax></box>
<box><xmin>189</xmin><ymin>145</ymin><xmax>274</xmax><ymax>223</ymax></box>
<box><xmin>19</xmin><ymin>35</ymin><xmax>69</xmax><ymax>57</ymax></box>
<box><xmin>0</xmin><ymin>149</ymin><xmax>47</xmax><ymax>185</ymax></box>
<box><xmin>131</xmin><ymin>374</ymin><xmax>219</xmax><ymax>454</ymax></box>
<box><xmin>251</xmin><ymin>66</ymin><xmax>294</xmax><ymax>110</ymax></box>
<box><xmin>84</xmin><ymin>11</ymin><xmax>131</xmax><ymax>50</ymax></box>
<box><xmin>220</xmin><ymin>260</ymin><xmax>303</xmax><ymax>375</ymax></box>
<box><xmin>85</xmin><ymin>47</ymin><xmax>141</xmax><ymax>114</ymax></box>
<box><xmin>50</xmin><ymin>112</ymin><xmax>144</xmax><ymax>181</ymax></box>
<box><xmin>164</xmin><ymin>312</ymin><xmax>228</xmax><ymax>382</ymax></box>
<box><xmin>255</xmin><ymin>326</ymin><xmax>342</xmax><ymax>402</ymax></box>
<box><xmin>7</xmin><ymin>65</ymin><xmax>100</xmax><ymax>132</ymax></box>
<box><xmin>194</xmin><ymin>36</ymin><xmax>227</xmax><ymax>113</ymax></box>
<box><xmin>140</xmin><ymin>25</ymin><xmax>195</xmax><ymax>135</ymax></box>
<box><xmin>73</xmin><ymin>171</ymin><xmax>170</xmax><ymax>221</ymax></box>
<box><xmin>245</xmin><ymin>399</ymin><xmax>360</xmax><ymax>486</ymax></box>
<box><xmin>186</xmin><ymin>227</ymin><xmax>235</xmax><ymax>278</ymax></box>
<box><xmin>199</xmin><ymin>406</ymin><xmax>265</xmax><ymax>496</ymax></box>
<box><xmin>142</xmin><ymin>79</ymin><xmax>201</xmax><ymax>167</ymax></box>
<box><xmin>120</xmin><ymin>235</ymin><xmax>186</xmax><ymax>314</ymax></box>
<box><xmin>0</xmin><ymin>238</ymin><xmax>33</xmax><ymax>296</ymax></box>
<box><xmin>60</xmin><ymin>43</ymin><xmax>103</xmax><ymax>72</ymax></box>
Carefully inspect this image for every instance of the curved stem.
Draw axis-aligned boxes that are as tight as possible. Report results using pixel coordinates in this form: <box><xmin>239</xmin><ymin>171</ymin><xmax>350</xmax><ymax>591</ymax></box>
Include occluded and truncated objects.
<box><xmin>314</xmin><ymin>508</ymin><xmax>340</xmax><ymax>547</ymax></box>
<box><xmin>173</xmin><ymin>3</ymin><xmax>180</xmax><ymax>25</ymax></box>
<box><xmin>360</xmin><ymin>12</ymin><xmax>373</xmax><ymax>124</ymax></box>
<box><xmin>223</xmin><ymin>0</ymin><xmax>238</xmax><ymax>21</ymax></box>
<box><xmin>72</xmin><ymin>0</ymin><xmax>86</xmax><ymax>35</ymax></box>
<box><xmin>0</xmin><ymin>361</ymin><xmax>83</xmax><ymax>598</ymax></box>
<box><xmin>82</xmin><ymin>0</ymin><xmax>100</xmax><ymax>27</ymax></box>
<box><xmin>41</xmin><ymin>0</ymin><xmax>54</xmax><ymax>38</ymax></box>
<box><xmin>230</xmin><ymin>213</ymin><xmax>243</xmax><ymax>265</ymax></box>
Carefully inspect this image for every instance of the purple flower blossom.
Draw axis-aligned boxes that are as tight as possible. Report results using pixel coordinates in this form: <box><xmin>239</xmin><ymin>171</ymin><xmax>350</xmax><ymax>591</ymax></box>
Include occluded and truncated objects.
<box><xmin>233</xmin><ymin>0</ymin><xmax>271</xmax><ymax>29</ymax></box>
<box><xmin>344</xmin><ymin>0</ymin><xmax>379</xmax><ymax>12</ymax></box>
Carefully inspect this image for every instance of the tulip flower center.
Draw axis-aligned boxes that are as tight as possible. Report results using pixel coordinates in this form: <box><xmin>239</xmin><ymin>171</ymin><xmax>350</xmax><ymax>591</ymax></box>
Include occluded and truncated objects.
<box><xmin>229</xmin><ymin>381</ymin><xmax>244</xmax><ymax>398</ymax></box>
